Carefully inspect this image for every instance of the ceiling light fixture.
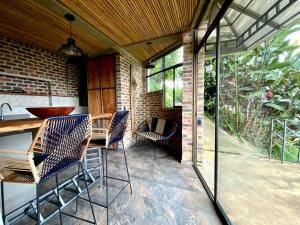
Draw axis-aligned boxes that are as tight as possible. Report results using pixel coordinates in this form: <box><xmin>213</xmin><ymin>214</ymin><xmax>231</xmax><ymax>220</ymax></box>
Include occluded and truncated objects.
<box><xmin>60</xmin><ymin>14</ymin><xmax>82</xmax><ymax>57</ymax></box>
<box><xmin>144</xmin><ymin>42</ymin><xmax>155</xmax><ymax>69</ymax></box>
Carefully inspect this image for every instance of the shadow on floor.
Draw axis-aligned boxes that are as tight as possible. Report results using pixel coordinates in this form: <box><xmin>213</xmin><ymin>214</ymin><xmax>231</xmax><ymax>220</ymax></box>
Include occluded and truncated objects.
<box><xmin>12</xmin><ymin>143</ymin><xmax>221</xmax><ymax>225</ymax></box>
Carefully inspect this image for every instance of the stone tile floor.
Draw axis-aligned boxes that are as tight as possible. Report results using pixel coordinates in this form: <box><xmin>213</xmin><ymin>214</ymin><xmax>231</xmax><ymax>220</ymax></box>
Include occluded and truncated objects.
<box><xmin>14</xmin><ymin>143</ymin><xmax>221</xmax><ymax>225</ymax></box>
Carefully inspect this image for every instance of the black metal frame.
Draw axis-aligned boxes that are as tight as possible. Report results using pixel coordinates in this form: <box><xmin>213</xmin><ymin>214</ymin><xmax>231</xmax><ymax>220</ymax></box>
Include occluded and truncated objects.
<box><xmin>135</xmin><ymin>119</ymin><xmax>179</xmax><ymax>160</ymax></box>
<box><xmin>1</xmin><ymin>162</ymin><xmax>97</xmax><ymax>225</ymax></box>
<box><xmin>202</xmin><ymin>0</ymin><xmax>298</xmax><ymax>55</ymax></box>
<box><xmin>80</xmin><ymin>141</ymin><xmax>132</xmax><ymax>225</ymax></box>
<box><xmin>195</xmin><ymin>0</ymin><xmax>233</xmax><ymax>53</ymax></box>
<box><xmin>146</xmin><ymin>46</ymin><xmax>183</xmax><ymax>108</ymax></box>
<box><xmin>236</xmin><ymin>0</ymin><xmax>297</xmax><ymax>47</ymax></box>
<box><xmin>193</xmin><ymin>1</ymin><xmax>233</xmax><ymax>225</ymax></box>
<box><xmin>192</xmin><ymin>0</ymin><xmax>300</xmax><ymax>224</ymax></box>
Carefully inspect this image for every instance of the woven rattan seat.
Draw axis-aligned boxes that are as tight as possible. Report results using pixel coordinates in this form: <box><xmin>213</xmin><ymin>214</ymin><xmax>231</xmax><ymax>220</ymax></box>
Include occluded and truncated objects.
<box><xmin>0</xmin><ymin>114</ymin><xmax>97</xmax><ymax>225</ymax></box>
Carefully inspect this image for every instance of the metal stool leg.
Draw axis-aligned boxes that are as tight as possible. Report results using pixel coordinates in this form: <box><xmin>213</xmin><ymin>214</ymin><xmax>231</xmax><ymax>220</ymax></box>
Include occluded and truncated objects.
<box><xmin>1</xmin><ymin>182</ymin><xmax>5</xmax><ymax>225</ymax></box>
<box><xmin>55</xmin><ymin>175</ymin><xmax>63</xmax><ymax>224</ymax></box>
<box><xmin>75</xmin><ymin>164</ymin><xmax>80</xmax><ymax>213</ymax></box>
<box><xmin>101</xmin><ymin>148</ymin><xmax>105</xmax><ymax>187</ymax></box>
<box><xmin>80</xmin><ymin>163</ymin><xmax>97</xmax><ymax>225</ymax></box>
<box><xmin>122</xmin><ymin>141</ymin><xmax>132</xmax><ymax>194</ymax></box>
<box><xmin>98</xmin><ymin>148</ymin><xmax>101</xmax><ymax>179</ymax></box>
<box><xmin>36</xmin><ymin>184</ymin><xmax>40</xmax><ymax>225</ymax></box>
<box><xmin>105</xmin><ymin>148</ymin><xmax>109</xmax><ymax>225</ymax></box>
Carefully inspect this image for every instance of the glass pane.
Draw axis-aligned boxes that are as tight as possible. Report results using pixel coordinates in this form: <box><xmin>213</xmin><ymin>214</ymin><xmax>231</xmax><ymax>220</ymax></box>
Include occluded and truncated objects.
<box><xmin>175</xmin><ymin>66</ymin><xmax>183</xmax><ymax>106</ymax></box>
<box><xmin>218</xmin><ymin>15</ymin><xmax>300</xmax><ymax>225</ymax></box>
<box><xmin>196</xmin><ymin>28</ymin><xmax>216</xmax><ymax>193</ymax></box>
<box><xmin>148</xmin><ymin>58</ymin><xmax>163</xmax><ymax>75</ymax></box>
<box><xmin>147</xmin><ymin>73</ymin><xmax>163</xmax><ymax>92</ymax></box>
<box><xmin>165</xmin><ymin>46</ymin><xmax>183</xmax><ymax>68</ymax></box>
<box><xmin>164</xmin><ymin>69</ymin><xmax>174</xmax><ymax>108</ymax></box>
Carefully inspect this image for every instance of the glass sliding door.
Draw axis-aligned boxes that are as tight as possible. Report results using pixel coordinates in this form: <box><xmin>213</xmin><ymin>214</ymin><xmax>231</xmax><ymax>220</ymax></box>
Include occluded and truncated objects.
<box><xmin>193</xmin><ymin>1</ymin><xmax>300</xmax><ymax>225</ymax></box>
<box><xmin>195</xmin><ymin>28</ymin><xmax>217</xmax><ymax>194</ymax></box>
<box><xmin>217</xmin><ymin>12</ymin><xmax>300</xmax><ymax>225</ymax></box>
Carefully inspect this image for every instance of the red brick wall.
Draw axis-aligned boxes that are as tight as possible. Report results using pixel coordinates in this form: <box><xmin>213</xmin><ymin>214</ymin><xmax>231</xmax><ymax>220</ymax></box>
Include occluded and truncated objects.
<box><xmin>146</xmin><ymin>91</ymin><xmax>182</xmax><ymax>120</ymax></box>
<box><xmin>146</xmin><ymin>90</ymin><xmax>182</xmax><ymax>153</ymax></box>
<box><xmin>0</xmin><ymin>36</ymin><xmax>79</xmax><ymax>96</ymax></box>
<box><xmin>116</xmin><ymin>54</ymin><xmax>146</xmax><ymax>144</ymax></box>
<box><xmin>116</xmin><ymin>54</ymin><xmax>182</xmax><ymax>155</ymax></box>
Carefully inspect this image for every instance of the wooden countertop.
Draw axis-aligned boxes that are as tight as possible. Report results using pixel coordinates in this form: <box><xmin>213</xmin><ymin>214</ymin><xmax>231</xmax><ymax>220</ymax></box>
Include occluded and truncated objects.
<box><xmin>0</xmin><ymin>113</ymin><xmax>112</xmax><ymax>134</ymax></box>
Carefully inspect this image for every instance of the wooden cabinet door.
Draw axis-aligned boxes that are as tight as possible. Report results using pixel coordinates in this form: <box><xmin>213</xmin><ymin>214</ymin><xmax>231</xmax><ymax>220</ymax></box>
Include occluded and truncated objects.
<box><xmin>101</xmin><ymin>89</ymin><xmax>116</xmax><ymax>113</ymax></box>
<box><xmin>100</xmin><ymin>56</ymin><xmax>115</xmax><ymax>88</ymax></box>
<box><xmin>88</xmin><ymin>90</ymin><xmax>101</xmax><ymax>114</ymax></box>
<box><xmin>87</xmin><ymin>59</ymin><xmax>101</xmax><ymax>89</ymax></box>
<box><xmin>87</xmin><ymin>55</ymin><xmax>116</xmax><ymax>115</ymax></box>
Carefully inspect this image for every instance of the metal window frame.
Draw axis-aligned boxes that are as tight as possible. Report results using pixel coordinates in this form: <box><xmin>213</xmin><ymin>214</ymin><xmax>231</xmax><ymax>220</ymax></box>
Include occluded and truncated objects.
<box><xmin>192</xmin><ymin>1</ymin><xmax>233</xmax><ymax>225</ymax></box>
<box><xmin>199</xmin><ymin>0</ymin><xmax>297</xmax><ymax>56</ymax></box>
<box><xmin>193</xmin><ymin>0</ymin><xmax>299</xmax><ymax>225</ymax></box>
<box><xmin>161</xmin><ymin>65</ymin><xmax>183</xmax><ymax>109</ymax></box>
<box><xmin>236</xmin><ymin>0</ymin><xmax>297</xmax><ymax>47</ymax></box>
<box><xmin>146</xmin><ymin>46</ymin><xmax>184</xmax><ymax>108</ymax></box>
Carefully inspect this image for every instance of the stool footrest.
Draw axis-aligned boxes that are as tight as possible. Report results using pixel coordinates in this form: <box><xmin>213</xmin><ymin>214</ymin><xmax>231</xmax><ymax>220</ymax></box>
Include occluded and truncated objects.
<box><xmin>61</xmin><ymin>212</ymin><xmax>96</xmax><ymax>224</ymax></box>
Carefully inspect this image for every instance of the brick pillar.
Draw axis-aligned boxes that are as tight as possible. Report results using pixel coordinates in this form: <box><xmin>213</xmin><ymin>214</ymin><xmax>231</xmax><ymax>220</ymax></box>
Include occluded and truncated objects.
<box><xmin>196</xmin><ymin>25</ymin><xmax>207</xmax><ymax>164</ymax></box>
<box><xmin>182</xmin><ymin>32</ymin><xmax>194</xmax><ymax>162</ymax></box>
<box><xmin>115</xmin><ymin>54</ymin><xmax>132</xmax><ymax>147</ymax></box>
<box><xmin>115</xmin><ymin>54</ymin><xmax>145</xmax><ymax>147</ymax></box>
<box><xmin>182</xmin><ymin>25</ymin><xmax>206</xmax><ymax>163</ymax></box>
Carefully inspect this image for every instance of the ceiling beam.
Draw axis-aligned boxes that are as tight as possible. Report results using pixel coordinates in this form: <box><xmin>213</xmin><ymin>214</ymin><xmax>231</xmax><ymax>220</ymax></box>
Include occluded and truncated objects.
<box><xmin>146</xmin><ymin>40</ymin><xmax>182</xmax><ymax>64</ymax></box>
<box><xmin>190</xmin><ymin>0</ymin><xmax>211</xmax><ymax>29</ymax></box>
<box><xmin>123</xmin><ymin>33</ymin><xmax>181</xmax><ymax>50</ymax></box>
<box><xmin>230</xmin><ymin>3</ymin><xmax>280</xmax><ymax>29</ymax></box>
<box><xmin>215</xmin><ymin>2</ymin><xmax>239</xmax><ymax>38</ymax></box>
<box><xmin>33</xmin><ymin>0</ymin><xmax>142</xmax><ymax>65</ymax></box>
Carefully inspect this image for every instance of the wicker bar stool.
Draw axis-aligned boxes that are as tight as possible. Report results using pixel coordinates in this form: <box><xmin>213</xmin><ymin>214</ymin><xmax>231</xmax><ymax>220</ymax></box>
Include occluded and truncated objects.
<box><xmin>0</xmin><ymin>114</ymin><xmax>97</xmax><ymax>225</ymax></box>
<box><xmin>85</xmin><ymin>110</ymin><xmax>132</xmax><ymax>225</ymax></box>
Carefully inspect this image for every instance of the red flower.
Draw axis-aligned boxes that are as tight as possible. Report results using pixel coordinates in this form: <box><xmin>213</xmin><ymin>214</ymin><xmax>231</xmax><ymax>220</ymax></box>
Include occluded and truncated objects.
<box><xmin>266</xmin><ymin>91</ymin><xmax>273</xmax><ymax>100</ymax></box>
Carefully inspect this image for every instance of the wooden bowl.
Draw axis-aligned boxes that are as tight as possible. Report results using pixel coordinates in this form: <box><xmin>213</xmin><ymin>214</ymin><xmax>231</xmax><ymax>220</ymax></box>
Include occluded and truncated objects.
<box><xmin>26</xmin><ymin>107</ymin><xmax>75</xmax><ymax>119</ymax></box>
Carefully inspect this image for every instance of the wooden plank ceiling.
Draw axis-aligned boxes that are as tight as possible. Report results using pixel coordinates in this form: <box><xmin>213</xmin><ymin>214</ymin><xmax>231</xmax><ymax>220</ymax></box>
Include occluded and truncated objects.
<box><xmin>0</xmin><ymin>0</ymin><xmax>201</xmax><ymax>62</ymax></box>
<box><xmin>59</xmin><ymin>0</ymin><xmax>199</xmax><ymax>45</ymax></box>
<box><xmin>0</xmin><ymin>0</ymin><xmax>108</xmax><ymax>54</ymax></box>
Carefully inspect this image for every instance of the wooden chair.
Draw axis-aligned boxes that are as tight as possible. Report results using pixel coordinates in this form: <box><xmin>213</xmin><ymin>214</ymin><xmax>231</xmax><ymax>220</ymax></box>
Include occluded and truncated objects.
<box><xmin>0</xmin><ymin>114</ymin><xmax>97</xmax><ymax>225</ymax></box>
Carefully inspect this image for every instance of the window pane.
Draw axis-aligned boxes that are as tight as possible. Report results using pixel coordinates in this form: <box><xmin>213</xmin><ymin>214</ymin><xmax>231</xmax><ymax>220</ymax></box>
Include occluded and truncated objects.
<box><xmin>195</xmin><ymin>28</ymin><xmax>217</xmax><ymax>194</ymax></box>
<box><xmin>218</xmin><ymin>16</ymin><xmax>300</xmax><ymax>225</ymax></box>
<box><xmin>147</xmin><ymin>73</ymin><xmax>163</xmax><ymax>92</ymax></box>
<box><xmin>175</xmin><ymin>66</ymin><xmax>183</xmax><ymax>106</ymax></box>
<box><xmin>164</xmin><ymin>69</ymin><xmax>174</xmax><ymax>108</ymax></box>
<box><xmin>165</xmin><ymin>46</ymin><xmax>183</xmax><ymax>68</ymax></box>
<box><xmin>148</xmin><ymin>58</ymin><xmax>163</xmax><ymax>75</ymax></box>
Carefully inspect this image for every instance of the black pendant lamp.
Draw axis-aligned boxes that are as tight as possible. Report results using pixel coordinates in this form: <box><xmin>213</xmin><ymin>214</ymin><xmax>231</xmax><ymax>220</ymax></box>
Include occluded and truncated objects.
<box><xmin>144</xmin><ymin>42</ymin><xmax>155</xmax><ymax>69</ymax></box>
<box><xmin>60</xmin><ymin>14</ymin><xmax>82</xmax><ymax>57</ymax></box>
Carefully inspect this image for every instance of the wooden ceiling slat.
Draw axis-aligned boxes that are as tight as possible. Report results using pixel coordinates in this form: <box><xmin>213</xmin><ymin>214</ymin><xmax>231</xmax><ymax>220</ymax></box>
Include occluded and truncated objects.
<box><xmin>0</xmin><ymin>0</ymin><xmax>108</xmax><ymax>54</ymax></box>
<box><xmin>59</xmin><ymin>0</ymin><xmax>200</xmax><ymax>46</ymax></box>
<box><xmin>127</xmin><ymin>38</ymin><xmax>180</xmax><ymax>62</ymax></box>
<box><xmin>0</xmin><ymin>0</ymin><xmax>202</xmax><ymax>61</ymax></box>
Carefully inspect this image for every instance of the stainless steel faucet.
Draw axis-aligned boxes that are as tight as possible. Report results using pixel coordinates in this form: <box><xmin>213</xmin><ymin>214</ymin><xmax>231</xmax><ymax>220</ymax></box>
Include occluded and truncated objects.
<box><xmin>0</xmin><ymin>103</ymin><xmax>12</xmax><ymax>120</ymax></box>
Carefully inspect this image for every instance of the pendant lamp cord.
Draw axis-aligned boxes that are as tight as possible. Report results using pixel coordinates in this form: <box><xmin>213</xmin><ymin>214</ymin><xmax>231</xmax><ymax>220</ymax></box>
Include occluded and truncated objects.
<box><xmin>69</xmin><ymin>20</ymin><xmax>72</xmax><ymax>38</ymax></box>
<box><xmin>148</xmin><ymin>42</ymin><xmax>151</xmax><ymax>62</ymax></box>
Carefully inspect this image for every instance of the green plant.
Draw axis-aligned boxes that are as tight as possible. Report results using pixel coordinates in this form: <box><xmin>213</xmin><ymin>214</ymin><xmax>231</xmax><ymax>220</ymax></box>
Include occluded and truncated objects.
<box><xmin>204</xmin><ymin>20</ymin><xmax>300</xmax><ymax>162</ymax></box>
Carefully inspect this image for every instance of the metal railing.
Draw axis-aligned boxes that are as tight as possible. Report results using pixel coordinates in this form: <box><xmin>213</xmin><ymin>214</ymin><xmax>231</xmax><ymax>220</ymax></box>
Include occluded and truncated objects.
<box><xmin>269</xmin><ymin>119</ymin><xmax>300</xmax><ymax>163</ymax></box>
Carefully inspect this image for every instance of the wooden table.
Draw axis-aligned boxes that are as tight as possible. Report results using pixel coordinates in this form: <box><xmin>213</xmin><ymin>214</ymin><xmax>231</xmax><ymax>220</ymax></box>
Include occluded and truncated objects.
<box><xmin>0</xmin><ymin>113</ymin><xmax>112</xmax><ymax>134</ymax></box>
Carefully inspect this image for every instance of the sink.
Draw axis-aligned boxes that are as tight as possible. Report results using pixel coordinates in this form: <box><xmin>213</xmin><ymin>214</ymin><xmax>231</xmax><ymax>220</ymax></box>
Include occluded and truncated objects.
<box><xmin>2</xmin><ymin>114</ymin><xmax>31</xmax><ymax>120</ymax></box>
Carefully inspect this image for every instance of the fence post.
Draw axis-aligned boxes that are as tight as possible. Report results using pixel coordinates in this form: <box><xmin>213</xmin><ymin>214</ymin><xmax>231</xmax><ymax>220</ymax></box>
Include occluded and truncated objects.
<box><xmin>269</xmin><ymin>119</ymin><xmax>274</xmax><ymax>159</ymax></box>
<box><xmin>297</xmin><ymin>138</ymin><xmax>300</xmax><ymax>163</ymax></box>
<box><xmin>281</xmin><ymin>120</ymin><xmax>287</xmax><ymax>163</ymax></box>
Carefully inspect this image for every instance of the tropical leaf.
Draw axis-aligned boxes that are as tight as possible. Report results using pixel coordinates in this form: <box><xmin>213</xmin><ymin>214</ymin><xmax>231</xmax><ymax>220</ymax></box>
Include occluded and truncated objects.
<box><xmin>264</xmin><ymin>103</ymin><xmax>285</xmax><ymax>111</ymax></box>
